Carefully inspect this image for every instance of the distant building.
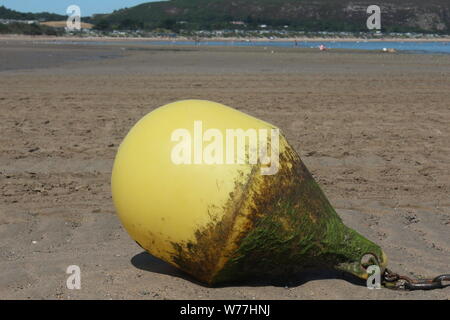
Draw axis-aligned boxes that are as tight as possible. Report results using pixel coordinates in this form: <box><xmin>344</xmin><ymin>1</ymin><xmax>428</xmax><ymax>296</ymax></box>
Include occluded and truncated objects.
<box><xmin>0</xmin><ymin>19</ymin><xmax>38</xmax><ymax>25</ymax></box>
<box><xmin>231</xmin><ymin>21</ymin><xmax>245</xmax><ymax>26</ymax></box>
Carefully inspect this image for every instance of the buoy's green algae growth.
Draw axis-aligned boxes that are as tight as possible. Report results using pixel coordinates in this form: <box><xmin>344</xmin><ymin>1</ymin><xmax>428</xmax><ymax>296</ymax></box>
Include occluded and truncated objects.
<box><xmin>112</xmin><ymin>100</ymin><xmax>387</xmax><ymax>286</ymax></box>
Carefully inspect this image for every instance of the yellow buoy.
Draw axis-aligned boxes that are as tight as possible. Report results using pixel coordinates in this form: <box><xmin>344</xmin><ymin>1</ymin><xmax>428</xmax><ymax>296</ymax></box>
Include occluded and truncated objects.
<box><xmin>112</xmin><ymin>99</ymin><xmax>387</xmax><ymax>285</ymax></box>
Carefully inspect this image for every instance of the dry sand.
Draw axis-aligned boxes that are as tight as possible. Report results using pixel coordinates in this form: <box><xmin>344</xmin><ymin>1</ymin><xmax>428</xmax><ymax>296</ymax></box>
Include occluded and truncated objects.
<box><xmin>0</xmin><ymin>39</ymin><xmax>449</xmax><ymax>299</ymax></box>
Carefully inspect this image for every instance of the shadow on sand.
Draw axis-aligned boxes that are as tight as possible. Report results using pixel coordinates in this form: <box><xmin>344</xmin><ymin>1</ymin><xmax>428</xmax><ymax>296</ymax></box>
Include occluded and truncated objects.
<box><xmin>131</xmin><ymin>251</ymin><xmax>367</xmax><ymax>288</ymax></box>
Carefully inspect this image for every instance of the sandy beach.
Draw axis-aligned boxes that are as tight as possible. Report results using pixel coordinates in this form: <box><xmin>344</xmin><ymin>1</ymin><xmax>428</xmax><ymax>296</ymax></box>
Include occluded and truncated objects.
<box><xmin>0</xmin><ymin>39</ymin><xmax>449</xmax><ymax>299</ymax></box>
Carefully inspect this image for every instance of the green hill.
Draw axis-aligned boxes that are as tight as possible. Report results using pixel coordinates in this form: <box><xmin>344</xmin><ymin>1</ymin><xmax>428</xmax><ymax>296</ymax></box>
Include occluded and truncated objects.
<box><xmin>0</xmin><ymin>5</ymin><xmax>66</xmax><ymax>21</ymax></box>
<box><xmin>0</xmin><ymin>6</ymin><xmax>67</xmax><ymax>35</ymax></box>
<box><xmin>91</xmin><ymin>0</ymin><xmax>450</xmax><ymax>33</ymax></box>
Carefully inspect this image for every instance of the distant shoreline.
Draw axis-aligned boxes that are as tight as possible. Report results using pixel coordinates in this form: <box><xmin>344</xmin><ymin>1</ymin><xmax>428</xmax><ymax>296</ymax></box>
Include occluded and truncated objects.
<box><xmin>1</xmin><ymin>34</ymin><xmax>450</xmax><ymax>42</ymax></box>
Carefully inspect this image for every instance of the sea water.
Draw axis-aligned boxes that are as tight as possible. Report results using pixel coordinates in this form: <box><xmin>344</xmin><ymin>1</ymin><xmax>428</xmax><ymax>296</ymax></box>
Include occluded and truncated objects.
<box><xmin>45</xmin><ymin>39</ymin><xmax>450</xmax><ymax>54</ymax></box>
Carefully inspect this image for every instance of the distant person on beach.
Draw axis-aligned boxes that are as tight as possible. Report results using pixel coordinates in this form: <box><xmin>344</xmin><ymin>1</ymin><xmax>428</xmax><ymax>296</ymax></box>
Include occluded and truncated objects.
<box><xmin>319</xmin><ymin>44</ymin><xmax>327</xmax><ymax>51</ymax></box>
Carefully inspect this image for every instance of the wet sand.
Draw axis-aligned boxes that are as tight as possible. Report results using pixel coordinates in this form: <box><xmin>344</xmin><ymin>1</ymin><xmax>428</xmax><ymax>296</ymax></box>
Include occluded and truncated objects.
<box><xmin>0</xmin><ymin>39</ymin><xmax>449</xmax><ymax>299</ymax></box>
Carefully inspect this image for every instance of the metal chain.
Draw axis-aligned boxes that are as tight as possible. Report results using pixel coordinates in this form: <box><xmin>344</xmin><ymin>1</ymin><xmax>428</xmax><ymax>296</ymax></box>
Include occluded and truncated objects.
<box><xmin>382</xmin><ymin>268</ymin><xmax>450</xmax><ymax>291</ymax></box>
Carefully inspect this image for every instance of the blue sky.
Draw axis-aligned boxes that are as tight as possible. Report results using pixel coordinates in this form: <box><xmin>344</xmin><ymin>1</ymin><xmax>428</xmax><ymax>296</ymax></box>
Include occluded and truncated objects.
<box><xmin>0</xmin><ymin>0</ymin><xmax>161</xmax><ymax>16</ymax></box>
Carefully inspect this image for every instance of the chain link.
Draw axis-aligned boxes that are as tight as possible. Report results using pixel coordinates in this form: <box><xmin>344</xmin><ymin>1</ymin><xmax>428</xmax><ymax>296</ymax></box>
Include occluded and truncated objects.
<box><xmin>382</xmin><ymin>268</ymin><xmax>450</xmax><ymax>291</ymax></box>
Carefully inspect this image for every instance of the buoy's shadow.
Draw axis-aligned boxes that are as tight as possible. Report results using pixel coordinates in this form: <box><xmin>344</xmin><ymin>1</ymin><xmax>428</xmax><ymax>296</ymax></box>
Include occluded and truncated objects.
<box><xmin>131</xmin><ymin>251</ymin><xmax>366</xmax><ymax>288</ymax></box>
<box><xmin>131</xmin><ymin>251</ymin><xmax>206</xmax><ymax>286</ymax></box>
